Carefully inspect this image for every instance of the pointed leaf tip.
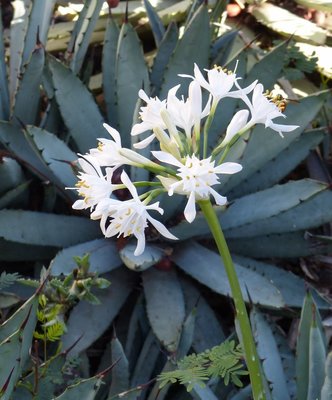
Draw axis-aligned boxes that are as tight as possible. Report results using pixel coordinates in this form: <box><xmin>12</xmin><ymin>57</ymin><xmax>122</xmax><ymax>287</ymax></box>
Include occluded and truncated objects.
<box><xmin>19</xmin><ymin>304</ymin><xmax>33</xmax><ymax>331</ymax></box>
<box><xmin>125</xmin><ymin>0</ymin><xmax>129</xmax><ymax>23</ymax></box>
<box><xmin>0</xmin><ymin>367</ymin><xmax>15</xmax><ymax>395</ymax></box>
<box><xmin>98</xmin><ymin>357</ymin><xmax>121</xmax><ymax>379</ymax></box>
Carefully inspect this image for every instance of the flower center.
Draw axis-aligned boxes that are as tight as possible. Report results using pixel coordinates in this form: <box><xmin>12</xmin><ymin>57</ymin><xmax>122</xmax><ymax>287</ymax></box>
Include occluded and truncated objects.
<box><xmin>176</xmin><ymin>156</ymin><xmax>219</xmax><ymax>198</ymax></box>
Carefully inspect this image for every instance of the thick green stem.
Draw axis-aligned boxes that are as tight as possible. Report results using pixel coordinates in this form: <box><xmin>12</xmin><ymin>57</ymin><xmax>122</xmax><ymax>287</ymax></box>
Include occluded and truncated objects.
<box><xmin>198</xmin><ymin>199</ymin><xmax>266</xmax><ymax>400</ymax></box>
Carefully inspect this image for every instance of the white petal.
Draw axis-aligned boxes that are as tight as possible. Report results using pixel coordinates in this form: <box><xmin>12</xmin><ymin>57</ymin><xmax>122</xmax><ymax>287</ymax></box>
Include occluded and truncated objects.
<box><xmin>201</xmin><ymin>95</ymin><xmax>211</xmax><ymax>118</ymax></box>
<box><xmin>178</xmin><ymin>73</ymin><xmax>194</xmax><ymax>79</ymax></box>
<box><xmin>78</xmin><ymin>154</ymin><xmax>103</xmax><ymax>176</ymax></box>
<box><xmin>214</xmin><ymin>162</ymin><xmax>243</xmax><ymax>174</ymax></box>
<box><xmin>184</xmin><ymin>191</ymin><xmax>197</xmax><ymax>223</ymax></box>
<box><xmin>237</xmin><ymin>79</ymin><xmax>258</xmax><ymax>95</ymax></box>
<box><xmin>233</xmin><ymin>80</ymin><xmax>257</xmax><ymax>110</ymax></box>
<box><xmin>105</xmin><ymin>167</ymin><xmax>116</xmax><ymax>180</ymax></box>
<box><xmin>189</xmin><ymin>80</ymin><xmax>202</xmax><ymax>117</ymax></box>
<box><xmin>167</xmin><ymin>84</ymin><xmax>181</xmax><ymax>100</ymax></box>
<box><xmin>120</xmin><ymin>170</ymin><xmax>139</xmax><ymax>200</ymax></box>
<box><xmin>193</xmin><ymin>63</ymin><xmax>210</xmax><ymax>91</ymax></box>
<box><xmin>103</xmin><ymin>123</ymin><xmax>122</xmax><ymax>146</ymax></box>
<box><xmin>252</xmin><ymin>83</ymin><xmax>264</xmax><ymax>103</ymax></box>
<box><xmin>168</xmin><ymin>180</ymin><xmax>183</xmax><ymax>196</ymax></box>
<box><xmin>138</xmin><ymin>89</ymin><xmax>150</xmax><ymax>103</ymax></box>
<box><xmin>146</xmin><ymin>201</ymin><xmax>163</xmax><ymax>215</ymax></box>
<box><xmin>223</xmin><ymin>109</ymin><xmax>249</xmax><ymax>145</ymax></box>
<box><xmin>152</xmin><ymin>151</ymin><xmax>183</xmax><ymax>168</ymax></box>
<box><xmin>266</xmin><ymin>121</ymin><xmax>299</xmax><ymax>136</ymax></box>
<box><xmin>133</xmin><ymin>133</ymin><xmax>156</xmax><ymax>149</ymax></box>
<box><xmin>99</xmin><ymin>214</ymin><xmax>109</xmax><ymax>235</ymax></box>
<box><xmin>148</xmin><ymin>215</ymin><xmax>178</xmax><ymax>240</ymax></box>
<box><xmin>134</xmin><ymin>232</ymin><xmax>146</xmax><ymax>256</ymax></box>
<box><xmin>210</xmin><ymin>188</ymin><xmax>228</xmax><ymax>206</ymax></box>
<box><xmin>131</xmin><ymin>122</ymin><xmax>152</xmax><ymax>136</ymax></box>
<box><xmin>72</xmin><ymin>199</ymin><xmax>86</xmax><ymax>209</ymax></box>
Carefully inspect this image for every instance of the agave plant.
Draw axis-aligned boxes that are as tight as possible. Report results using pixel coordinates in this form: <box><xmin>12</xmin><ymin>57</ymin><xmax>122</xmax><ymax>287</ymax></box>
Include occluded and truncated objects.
<box><xmin>246</xmin><ymin>0</ymin><xmax>332</xmax><ymax>80</ymax></box>
<box><xmin>0</xmin><ymin>0</ymin><xmax>331</xmax><ymax>399</ymax></box>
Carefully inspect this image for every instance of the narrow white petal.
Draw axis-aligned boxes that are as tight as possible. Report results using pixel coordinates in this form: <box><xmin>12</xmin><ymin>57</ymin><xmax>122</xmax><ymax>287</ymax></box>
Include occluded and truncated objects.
<box><xmin>233</xmin><ymin>80</ymin><xmax>257</xmax><ymax>111</ymax></box>
<box><xmin>167</xmin><ymin>84</ymin><xmax>181</xmax><ymax>99</ymax></box>
<box><xmin>146</xmin><ymin>201</ymin><xmax>164</xmax><ymax>215</ymax></box>
<box><xmin>120</xmin><ymin>170</ymin><xmax>139</xmax><ymax>200</ymax></box>
<box><xmin>193</xmin><ymin>63</ymin><xmax>210</xmax><ymax>91</ymax></box>
<box><xmin>152</xmin><ymin>151</ymin><xmax>183</xmax><ymax>168</ymax></box>
<box><xmin>131</xmin><ymin>122</ymin><xmax>151</xmax><ymax>136</ymax></box>
<box><xmin>201</xmin><ymin>95</ymin><xmax>212</xmax><ymax>118</ymax></box>
<box><xmin>215</xmin><ymin>162</ymin><xmax>243</xmax><ymax>174</ymax></box>
<box><xmin>134</xmin><ymin>232</ymin><xmax>146</xmax><ymax>256</ymax></box>
<box><xmin>133</xmin><ymin>134</ymin><xmax>156</xmax><ymax>149</ymax></box>
<box><xmin>138</xmin><ymin>89</ymin><xmax>150</xmax><ymax>103</ymax></box>
<box><xmin>72</xmin><ymin>200</ymin><xmax>86</xmax><ymax>209</ymax></box>
<box><xmin>168</xmin><ymin>180</ymin><xmax>183</xmax><ymax>196</ymax></box>
<box><xmin>148</xmin><ymin>215</ymin><xmax>178</xmax><ymax>240</ymax></box>
<box><xmin>239</xmin><ymin>79</ymin><xmax>258</xmax><ymax>95</ymax></box>
<box><xmin>103</xmin><ymin>123</ymin><xmax>122</xmax><ymax>146</ymax></box>
<box><xmin>189</xmin><ymin>80</ymin><xmax>202</xmax><ymax>117</ymax></box>
<box><xmin>210</xmin><ymin>188</ymin><xmax>228</xmax><ymax>206</ymax></box>
<box><xmin>101</xmin><ymin>214</ymin><xmax>110</xmax><ymax>235</ymax></box>
<box><xmin>77</xmin><ymin>157</ymin><xmax>99</xmax><ymax>176</ymax></box>
<box><xmin>83</xmin><ymin>156</ymin><xmax>104</xmax><ymax>177</ymax></box>
<box><xmin>105</xmin><ymin>167</ymin><xmax>116</xmax><ymax>180</ymax></box>
<box><xmin>253</xmin><ymin>82</ymin><xmax>263</xmax><ymax>97</ymax></box>
<box><xmin>178</xmin><ymin>73</ymin><xmax>194</xmax><ymax>79</ymax></box>
<box><xmin>184</xmin><ymin>191</ymin><xmax>197</xmax><ymax>223</ymax></box>
<box><xmin>266</xmin><ymin>121</ymin><xmax>299</xmax><ymax>135</ymax></box>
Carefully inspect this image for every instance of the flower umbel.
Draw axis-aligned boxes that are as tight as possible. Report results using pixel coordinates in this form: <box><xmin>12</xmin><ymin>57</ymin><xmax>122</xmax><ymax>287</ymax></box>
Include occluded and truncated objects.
<box><xmin>71</xmin><ymin>64</ymin><xmax>298</xmax><ymax>257</ymax></box>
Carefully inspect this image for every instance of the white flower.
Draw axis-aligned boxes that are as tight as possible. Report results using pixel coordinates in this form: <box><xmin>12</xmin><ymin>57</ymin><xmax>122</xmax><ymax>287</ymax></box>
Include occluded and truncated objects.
<box><xmin>71</xmin><ymin>155</ymin><xmax>116</xmax><ymax>211</ymax></box>
<box><xmin>166</xmin><ymin>81</ymin><xmax>210</xmax><ymax>139</ymax></box>
<box><xmin>181</xmin><ymin>63</ymin><xmax>256</xmax><ymax>109</ymax></box>
<box><xmin>90</xmin><ymin>171</ymin><xmax>177</xmax><ymax>256</ymax></box>
<box><xmin>242</xmin><ymin>83</ymin><xmax>299</xmax><ymax>136</ymax></box>
<box><xmin>91</xmin><ymin>123</ymin><xmax>155</xmax><ymax>168</ymax></box>
<box><xmin>131</xmin><ymin>90</ymin><xmax>167</xmax><ymax>149</ymax></box>
<box><xmin>130</xmin><ymin>90</ymin><xmax>182</xmax><ymax>153</ymax></box>
<box><xmin>90</xmin><ymin>123</ymin><xmax>137</xmax><ymax>167</ymax></box>
<box><xmin>131</xmin><ymin>83</ymin><xmax>210</xmax><ymax>152</ymax></box>
<box><xmin>153</xmin><ymin>151</ymin><xmax>242</xmax><ymax>223</ymax></box>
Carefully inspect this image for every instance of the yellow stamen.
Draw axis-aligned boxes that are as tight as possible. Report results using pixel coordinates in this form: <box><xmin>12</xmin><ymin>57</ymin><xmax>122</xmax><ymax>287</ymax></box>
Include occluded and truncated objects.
<box><xmin>76</xmin><ymin>180</ymin><xmax>89</xmax><ymax>188</ymax></box>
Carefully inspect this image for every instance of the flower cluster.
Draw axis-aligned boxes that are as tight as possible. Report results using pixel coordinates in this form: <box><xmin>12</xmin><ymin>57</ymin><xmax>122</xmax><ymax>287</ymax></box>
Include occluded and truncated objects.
<box><xmin>70</xmin><ymin>64</ymin><xmax>298</xmax><ymax>255</ymax></box>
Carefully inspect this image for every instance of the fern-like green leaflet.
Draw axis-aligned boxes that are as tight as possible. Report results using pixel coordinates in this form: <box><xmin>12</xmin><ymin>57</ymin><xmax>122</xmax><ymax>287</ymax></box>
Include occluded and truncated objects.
<box><xmin>158</xmin><ymin>340</ymin><xmax>248</xmax><ymax>391</ymax></box>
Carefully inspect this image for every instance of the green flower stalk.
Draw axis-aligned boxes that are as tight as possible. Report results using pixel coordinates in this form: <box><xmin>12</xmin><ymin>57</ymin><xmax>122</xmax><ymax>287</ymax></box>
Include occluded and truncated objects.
<box><xmin>198</xmin><ymin>199</ymin><xmax>266</xmax><ymax>400</ymax></box>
